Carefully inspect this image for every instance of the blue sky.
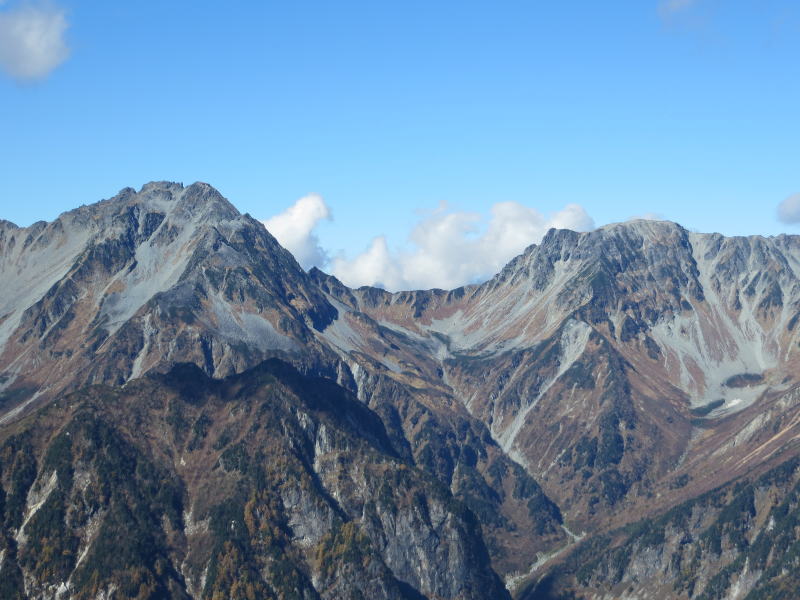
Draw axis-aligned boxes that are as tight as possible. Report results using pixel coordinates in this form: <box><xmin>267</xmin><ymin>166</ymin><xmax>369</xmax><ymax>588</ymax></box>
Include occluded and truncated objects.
<box><xmin>1</xmin><ymin>1</ymin><xmax>799</xmax><ymax>289</ymax></box>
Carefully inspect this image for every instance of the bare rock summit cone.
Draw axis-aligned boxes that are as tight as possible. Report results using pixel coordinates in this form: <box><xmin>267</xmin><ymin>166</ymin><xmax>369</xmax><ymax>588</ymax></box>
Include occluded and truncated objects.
<box><xmin>0</xmin><ymin>182</ymin><xmax>338</xmax><ymax>423</ymax></box>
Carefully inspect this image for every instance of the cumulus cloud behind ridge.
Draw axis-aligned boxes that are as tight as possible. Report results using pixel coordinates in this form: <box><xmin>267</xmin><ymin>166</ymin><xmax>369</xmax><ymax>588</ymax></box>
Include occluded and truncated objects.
<box><xmin>262</xmin><ymin>194</ymin><xmax>332</xmax><ymax>269</ymax></box>
<box><xmin>331</xmin><ymin>201</ymin><xmax>594</xmax><ymax>291</ymax></box>
<box><xmin>0</xmin><ymin>1</ymin><xmax>70</xmax><ymax>82</ymax></box>
<box><xmin>263</xmin><ymin>195</ymin><xmax>594</xmax><ymax>291</ymax></box>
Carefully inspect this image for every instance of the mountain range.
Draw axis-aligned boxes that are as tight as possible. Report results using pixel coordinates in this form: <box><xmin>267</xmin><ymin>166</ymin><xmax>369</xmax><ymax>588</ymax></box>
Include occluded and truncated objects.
<box><xmin>3</xmin><ymin>182</ymin><xmax>800</xmax><ymax>599</ymax></box>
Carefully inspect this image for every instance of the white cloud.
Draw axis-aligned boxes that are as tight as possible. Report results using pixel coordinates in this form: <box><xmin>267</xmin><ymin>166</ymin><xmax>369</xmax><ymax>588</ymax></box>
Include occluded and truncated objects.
<box><xmin>330</xmin><ymin>236</ymin><xmax>407</xmax><ymax>291</ymax></box>
<box><xmin>262</xmin><ymin>194</ymin><xmax>332</xmax><ymax>269</ymax></box>
<box><xmin>777</xmin><ymin>194</ymin><xmax>800</xmax><ymax>224</ymax></box>
<box><xmin>263</xmin><ymin>194</ymin><xmax>595</xmax><ymax>291</ymax></box>
<box><xmin>331</xmin><ymin>202</ymin><xmax>594</xmax><ymax>291</ymax></box>
<box><xmin>0</xmin><ymin>1</ymin><xmax>70</xmax><ymax>82</ymax></box>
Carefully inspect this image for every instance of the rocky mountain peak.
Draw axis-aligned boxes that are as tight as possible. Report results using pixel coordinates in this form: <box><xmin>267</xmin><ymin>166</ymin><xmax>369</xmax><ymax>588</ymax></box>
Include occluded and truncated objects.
<box><xmin>93</xmin><ymin>181</ymin><xmax>242</xmax><ymax>235</ymax></box>
<box><xmin>597</xmin><ymin>217</ymin><xmax>685</xmax><ymax>236</ymax></box>
<box><xmin>0</xmin><ymin>182</ymin><xmax>342</xmax><ymax>424</ymax></box>
<box><xmin>8</xmin><ymin>186</ymin><xmax>800</xmax><ymax>599</ymax></box>
<box><xmin>480</xmin><ymin>221</ymin><xmax>700</xmax><ymax>333</ymax></box>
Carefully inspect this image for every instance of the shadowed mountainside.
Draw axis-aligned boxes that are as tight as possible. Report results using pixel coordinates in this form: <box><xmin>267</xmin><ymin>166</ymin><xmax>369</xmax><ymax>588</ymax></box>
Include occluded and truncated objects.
<box><xmin>0</xmin><ymin>359</ymin><xmax>509</xmax><ymax>600</ymax></box>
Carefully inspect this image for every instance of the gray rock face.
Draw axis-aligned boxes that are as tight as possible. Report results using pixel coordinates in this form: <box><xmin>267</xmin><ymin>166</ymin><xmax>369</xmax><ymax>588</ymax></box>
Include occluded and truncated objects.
<box><xmin>0</xmin><ymin>183</ymin><xmax>570</xmax><ymax>586</ymax></box>
<box><xmin>522</xmin><ymin>452</ymin><xmax>800</xmax><ymax>599</ymax></box>
<box><xmin>0</xmin><ymin>182</ymin><xmax>340</xmax><ymax>422</ymax></box>
<box><xmin>6</xmin><ymin>184</ymin><xmax>800</xmax><ymax>598</ymax></box>
<box><xmin>316</xmin><ymin>220</ymin><xmax>800</xmax><ymax>523</ymax></box>
<box><xmin>0</xmin><ymin>361</ymin><xmax>509</xmax><ymax>600</ymax></box>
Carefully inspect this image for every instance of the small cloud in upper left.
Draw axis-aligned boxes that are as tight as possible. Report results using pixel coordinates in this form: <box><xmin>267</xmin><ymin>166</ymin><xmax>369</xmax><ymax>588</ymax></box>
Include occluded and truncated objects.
<box><xmin>0</xmin><ymin>1</ymin><xmax>70</xmax><ymax>83</ymax></box>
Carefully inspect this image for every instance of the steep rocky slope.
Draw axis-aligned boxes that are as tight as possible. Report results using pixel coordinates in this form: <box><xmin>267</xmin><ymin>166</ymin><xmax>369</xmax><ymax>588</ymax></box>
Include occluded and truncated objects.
<box><xmin>520</xmin><ymin>453</ymin><xmax>800</xmax><ymax>599</ymax></box>
<box><xmin>0</xmin><ymin>182</ymin><xmax>340</xmax><ymax>424</ymax></box>
<box><xmin>5</xmin><ymin>182</ymin><xmax>800</xmax><ymax>598</ymax></box>
<box><xmin>0</xmin><ymin>359</ymin><xmax>508</xmax><ymax>600</ymax></box>
<box><xmin>0</xmin><ymin>183</ymin><xmax>567</xmax><ymax>596</ymax></box>
<box><xmin>318</xmin><ymin>222</ymin><xmax>800</xmax><ymax>534</ymax></box>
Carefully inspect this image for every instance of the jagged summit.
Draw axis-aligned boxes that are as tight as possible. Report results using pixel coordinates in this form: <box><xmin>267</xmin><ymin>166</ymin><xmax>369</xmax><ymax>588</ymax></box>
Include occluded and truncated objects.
<box><xmin>84</xmin><ymin>180</ymin><xmax>242</xmax><ymax>227</ymax></box>
<box><xmin>0</xmin><ymin>182</ymin><xmax>339</xmax><ymax>424</ymax></box>
<box><xmin>596</xmin><ymin>217</ymin><xmax>681</xmax><ymax>232</ymax></box>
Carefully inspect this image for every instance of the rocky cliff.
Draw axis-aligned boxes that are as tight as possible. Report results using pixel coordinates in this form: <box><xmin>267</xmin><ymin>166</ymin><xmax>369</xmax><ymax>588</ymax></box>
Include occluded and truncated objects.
<box><xmin>0</xmin><ymin>360</ymin><xmax>508</xmax><ymax>600</ymax></box>
<box><xmin>0</xmin><ymin>182</ymin><xmax>340</xmax><ymax>424</ymax></box>
<box><xmin>4</xmin><ymin>182</ymin><xmax>800</xmax><ymax>598</ymax></box>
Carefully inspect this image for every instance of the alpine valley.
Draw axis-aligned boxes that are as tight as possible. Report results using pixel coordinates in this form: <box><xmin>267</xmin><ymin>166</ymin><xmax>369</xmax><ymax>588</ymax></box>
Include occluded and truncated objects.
<box><xmin>2</xmin><ymin>182</ymin><xmax>800</xmax><ymax>600</ymax></box>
